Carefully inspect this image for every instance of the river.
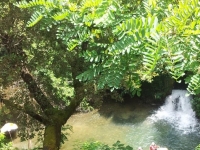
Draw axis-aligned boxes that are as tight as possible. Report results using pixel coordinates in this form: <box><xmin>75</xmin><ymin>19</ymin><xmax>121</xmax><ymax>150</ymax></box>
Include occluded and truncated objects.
<box><xmin>13</xmin><ymin>90</ymin><xmax>200</xmax><ymax>150</ymax></box>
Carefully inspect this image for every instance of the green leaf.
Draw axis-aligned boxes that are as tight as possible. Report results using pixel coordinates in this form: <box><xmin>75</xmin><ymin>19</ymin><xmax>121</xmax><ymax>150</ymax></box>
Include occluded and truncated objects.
<box><xmin>27</xmin><ymin>11</ymin><xmax>43</xmax><ymax>27</ymax></box>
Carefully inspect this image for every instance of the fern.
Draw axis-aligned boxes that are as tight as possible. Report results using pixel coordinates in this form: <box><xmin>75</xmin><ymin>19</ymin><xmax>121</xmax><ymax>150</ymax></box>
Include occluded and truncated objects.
<box><xmin>161</xmin><ymin>37</ymin><xmax>185</xmax><ymax>81</ymax></box>
<box><xmin>166</xmin><ymin>50</ymin><xmax>185</xmax><ymax>80</ymax></box>
<box><xmin>52</xmin><ymin>10</ymin><xmax>69</xmax><ymax>21</ymax></box>
<box><xmin>96</xmin><ymin>64</ymin><xmax>124</xmax><ymax>90</ymax></box>
<box><xmin>187</xmin><ymin>74</ymin><xmax>200</xmax><ymax>95</ymax></box>
<box><xmin>92</xmin><ymin>0</ymin><xmax>117</xmax><ymax>27</ymax></box>
<box><xmin>15</xmin><ymin>0</ymin><xmax>58</xmax><ymax>8</ymax></box>
<box><xmin>114</xmin><ymin>16</ymin><xmax>158</xmax><ymax>38</ymax></box>
<box><xmin>161</xmin><ymin>0</ymin><xmax>199</xmax><ymax>34</ymax></box>
<box><xmin>77</xmin><ymin>65</ymin><xmax>102</xmax><ymax>81</ymax></box>
<box><xmin>139</xmin><ymin>33</ymin><xmax>162</xmax><ymax>81</ymax></box>
<box><xmin>14</xmin><ymin>0</ymin><xmax>61</xmax><ymax>27</ymax></box>
<box><xmin>26</xmin><ymin>11</ymin><xmax>43</xmax><ymax>27</ymax></box>
<box><xmin>81</xmin><ymin>0</ymin><xmax>103</xmax><ymax>11</ymax></box>
<box><xmin>109</xmin><ymin>16</ymin><xmax>158</xmax><ymax>55</ymax></box>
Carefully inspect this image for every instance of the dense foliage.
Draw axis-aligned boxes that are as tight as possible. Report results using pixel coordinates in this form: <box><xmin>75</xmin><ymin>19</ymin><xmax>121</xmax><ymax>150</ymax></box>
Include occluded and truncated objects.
<box><xmin>15</xmin><ymin>0</ymin><xmax>200</xmax><ymax>95</ymax></box>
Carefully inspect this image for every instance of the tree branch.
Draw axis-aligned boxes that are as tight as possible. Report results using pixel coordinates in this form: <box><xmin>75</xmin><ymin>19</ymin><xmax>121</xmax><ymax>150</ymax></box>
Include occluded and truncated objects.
<box><xmin>63</xmin><ymin>41</ymin><xmax>87</xmax><ymax>122</ymax></box>
<box><xmin>21</xmin><ymin>67</ymin><xmax>54</xmax><ymax>116</ymax></box>
<box><xmin>2</xmin><ymin>99</ymin><xmax>48</xmax><ymax>124</ymax></box>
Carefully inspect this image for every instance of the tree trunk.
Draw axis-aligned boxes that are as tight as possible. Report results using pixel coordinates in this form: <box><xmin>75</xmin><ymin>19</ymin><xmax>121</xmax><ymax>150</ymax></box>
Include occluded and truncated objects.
<box><xmin>43</xmin><ymin>124</ymin><xmax>62</xmax><ymax>150</ymax></box>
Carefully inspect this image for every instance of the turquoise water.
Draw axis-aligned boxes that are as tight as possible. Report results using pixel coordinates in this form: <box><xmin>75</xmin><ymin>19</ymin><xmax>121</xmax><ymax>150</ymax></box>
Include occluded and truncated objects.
<box><xmin>63</xmin><ymin>95</ymin><xmax>200</xmax><ymax>150</ymax></box>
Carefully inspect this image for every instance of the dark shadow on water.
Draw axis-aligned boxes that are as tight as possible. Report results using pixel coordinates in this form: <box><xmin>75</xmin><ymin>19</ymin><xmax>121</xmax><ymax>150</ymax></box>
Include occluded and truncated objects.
<box><xmin>98</xmin><ymin>98</ymin><xmax>158</xmax><ymax>125</ymax></box>
<box><xmin>112</xmin><ymin>115</ymin><xmax>136</xmax><ymax>124</ymax></box>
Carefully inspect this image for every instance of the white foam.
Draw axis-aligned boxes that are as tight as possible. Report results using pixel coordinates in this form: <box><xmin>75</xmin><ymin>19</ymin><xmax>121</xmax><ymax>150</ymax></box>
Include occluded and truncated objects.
<box><xmin>150</xmin><ymin>90</ymin><xmax>198</xmax><ymax>133</ymax></box>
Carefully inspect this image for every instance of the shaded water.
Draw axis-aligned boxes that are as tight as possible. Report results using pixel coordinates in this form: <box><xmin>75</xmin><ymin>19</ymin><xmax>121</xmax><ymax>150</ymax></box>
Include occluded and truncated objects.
<box><xmin>62</xmin><ymin>102</ymin><xmax>155</xmax><ymax>150</ymax></box>
<box><xmin>13</xmin><ymin>90</ymin><xmax>200</xmax><ymax>150</ymax></box>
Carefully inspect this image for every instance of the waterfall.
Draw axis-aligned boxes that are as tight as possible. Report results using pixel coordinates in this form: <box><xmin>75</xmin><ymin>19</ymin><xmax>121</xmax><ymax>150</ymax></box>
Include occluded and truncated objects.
<box><xmin>150</xmin><ymin>89</ymin><xmax>198</xmax><ymax>133</ymax></box>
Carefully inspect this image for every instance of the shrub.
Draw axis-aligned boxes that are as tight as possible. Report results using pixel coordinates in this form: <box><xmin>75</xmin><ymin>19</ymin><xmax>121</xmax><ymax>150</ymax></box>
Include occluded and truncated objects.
<box><xmin>0</xmin><ymin>133</ymin><xmax>15</xmax><ymax>150</ymax></box>
<box><xmin>73</xmin><ymin>140</ymin><xmax>133</xmax><ymax>150</ymax></box>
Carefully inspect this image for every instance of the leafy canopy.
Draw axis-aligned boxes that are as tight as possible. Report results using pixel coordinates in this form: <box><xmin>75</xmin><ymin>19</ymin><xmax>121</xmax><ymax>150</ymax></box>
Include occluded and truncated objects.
<box><xmin>14</xmin><ymin>0</ymin><xmax>200</xmax><ymax>96</ymax></box>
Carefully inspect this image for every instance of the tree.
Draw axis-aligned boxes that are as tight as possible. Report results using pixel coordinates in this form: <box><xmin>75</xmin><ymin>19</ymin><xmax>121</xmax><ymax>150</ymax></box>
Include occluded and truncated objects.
<box><xmin>1</xmin><ymin>0</ymin><xmax>200</xmax><ymax>149</ymax></box>
<box><xmin>15</xmin><ymin>0</ymin><xmax>200</xmax><ymax>94</ymax></box>
<box><xmin>0</xmin><ymin>0</ymin><xmax>88</xmax><ymax>149</ymax></box>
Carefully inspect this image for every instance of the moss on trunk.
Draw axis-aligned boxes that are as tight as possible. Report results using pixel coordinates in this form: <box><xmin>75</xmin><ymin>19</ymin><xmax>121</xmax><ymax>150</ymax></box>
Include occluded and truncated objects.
<box><xmin>43</xmin><ymin>124</ymin><xmax>62</xmax><ymax>150</ymax></box>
